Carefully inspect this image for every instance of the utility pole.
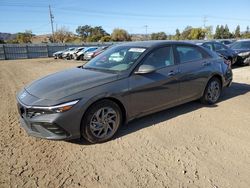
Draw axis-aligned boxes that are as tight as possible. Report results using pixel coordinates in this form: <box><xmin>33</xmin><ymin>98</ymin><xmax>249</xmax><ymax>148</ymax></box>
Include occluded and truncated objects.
<box><xmin>144</xmin><ymin>25</ymin><xmax>148</xmax><ymax>40</ymax></box>
<box><xmin>49</xmin><ymin>5</ymin><xmax>55</xmax><ymax>42</ymax></box>
<box><xmin>203</xmin><ymin>16</ymin><xmax>207</xmax><ymax>28</ymax></box>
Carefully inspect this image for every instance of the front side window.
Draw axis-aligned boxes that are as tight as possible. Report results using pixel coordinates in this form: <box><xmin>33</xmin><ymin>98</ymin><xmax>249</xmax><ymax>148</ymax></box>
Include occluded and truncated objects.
<box><xmin>202</xmin><ymin>43</ymin><xmax>213</xmax><ymax>51</ymax></box>
<box><xmin>176</xmin><ymin>46</ymin><xmax>203</xmax><ymax>63</ymax></box>
<box><xmin>84</xmin><ymin>46</ymin><xmax>146</xmax><ymax>72</ymax></box>
<box><xmin>141</xmin><ymin>46</ymin><xmax>174</xmax><ymax>69</ymax></box>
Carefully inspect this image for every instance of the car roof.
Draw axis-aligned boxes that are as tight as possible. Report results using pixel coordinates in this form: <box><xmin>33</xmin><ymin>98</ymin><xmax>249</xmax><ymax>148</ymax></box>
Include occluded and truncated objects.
<box><xmin>116</xmin><ymin>40</ymin><xmax>198</xmax><ymax>48</ymax></box>
<box><xmin>235</xmin><ymin>39</ymin><xmax>250</xmax><ymax>42</ymax></box>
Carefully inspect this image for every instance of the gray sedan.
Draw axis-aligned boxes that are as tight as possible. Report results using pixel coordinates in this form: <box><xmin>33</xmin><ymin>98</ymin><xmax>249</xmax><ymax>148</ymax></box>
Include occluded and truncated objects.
<box><xmin>17</xmin><ymin>41</ymin><xmax>233</xmax><ymax>143</ymax></box>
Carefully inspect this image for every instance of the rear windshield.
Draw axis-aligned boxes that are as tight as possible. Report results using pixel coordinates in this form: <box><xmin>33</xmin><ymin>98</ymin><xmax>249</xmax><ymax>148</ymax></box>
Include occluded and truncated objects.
<box><xmin>231</xmin><ymin>41</ymin><xmax>250</xmax><ymax>49</ymax></box>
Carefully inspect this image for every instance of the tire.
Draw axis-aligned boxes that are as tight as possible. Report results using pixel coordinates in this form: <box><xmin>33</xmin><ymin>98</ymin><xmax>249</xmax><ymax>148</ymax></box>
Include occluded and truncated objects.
<box><xmin>81</xmin><ymin>100</ymin><xmax>122</xmax><ymax>143</ymax></box>
<box><xmin>200</xmin><ymin>77</ymin><xmax>222</xmax><ymax>105</ymax></box>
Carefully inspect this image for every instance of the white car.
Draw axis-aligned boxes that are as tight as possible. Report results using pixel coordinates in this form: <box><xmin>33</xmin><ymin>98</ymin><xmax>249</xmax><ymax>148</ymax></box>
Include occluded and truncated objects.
<box><xmin>62</xmin><ymin>47</ymin><xmax>77</xmax><ymax>59</ymax></box>
<box><xmin>75</xmin><ymin>47</ymin><xmax>98</xmax><ymax>60</ymax></box>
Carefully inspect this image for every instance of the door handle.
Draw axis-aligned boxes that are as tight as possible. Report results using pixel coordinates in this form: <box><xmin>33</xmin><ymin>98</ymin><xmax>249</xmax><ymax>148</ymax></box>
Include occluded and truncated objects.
<box><xmin>202</xmin><ymin>62</ymin><xmax>211</xmax><ymax>66</ymax></box>
<box><xmin>168</xmin><ymin>70</ymin><xmax>177</xmax><ymax>76</ymax></box>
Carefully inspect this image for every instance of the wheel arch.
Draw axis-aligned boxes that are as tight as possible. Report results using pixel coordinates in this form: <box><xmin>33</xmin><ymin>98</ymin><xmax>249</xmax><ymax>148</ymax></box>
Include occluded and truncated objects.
<box><xmin>80</xmin><ymin>97</ymin><xmax>127</xmax><ymax>127</ymax></box>
<box><xmin>202</xmin><ymin>73</ymin><xmax>223</xmax><ymax>96</ymax></box>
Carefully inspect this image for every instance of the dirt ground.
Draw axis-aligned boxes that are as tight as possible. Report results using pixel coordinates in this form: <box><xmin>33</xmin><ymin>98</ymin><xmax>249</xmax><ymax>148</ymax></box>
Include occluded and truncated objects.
<box><xmin>0</xmin><ymin>58</ymin><xmax>250</xmax><ymax>188</ymax></box>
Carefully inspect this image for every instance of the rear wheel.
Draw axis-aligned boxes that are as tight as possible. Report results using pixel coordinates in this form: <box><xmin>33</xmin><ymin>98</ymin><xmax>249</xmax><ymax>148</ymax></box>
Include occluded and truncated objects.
<box><xmin>201</xmin><ymin>77</ymin><xmax>222</xmax><ymax>104</ymax></box>
<box><xmin>81</xmin><ymin>100</ymin><xmax>122</xmax><ymax>143</ymax></box>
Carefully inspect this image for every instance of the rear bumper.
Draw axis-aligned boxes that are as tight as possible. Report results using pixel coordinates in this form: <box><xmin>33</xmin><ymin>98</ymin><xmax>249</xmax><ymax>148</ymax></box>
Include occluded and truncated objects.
<box><xmin>224</xmin><ymin>67</ymin><xmax>233</xmax><ymax>87</ymax></box>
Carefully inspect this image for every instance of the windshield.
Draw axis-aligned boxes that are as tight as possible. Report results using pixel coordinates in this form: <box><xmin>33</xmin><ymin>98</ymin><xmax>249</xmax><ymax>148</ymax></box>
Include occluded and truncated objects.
<box><xmin>84</xmin><ymin>46</ymin><xmax>147</xmax><ymax>72</ymax></box>
<box><xmin>231</xmin><ymin>41</ymin><xmax>250</xmax><ymax>49</ymax></box>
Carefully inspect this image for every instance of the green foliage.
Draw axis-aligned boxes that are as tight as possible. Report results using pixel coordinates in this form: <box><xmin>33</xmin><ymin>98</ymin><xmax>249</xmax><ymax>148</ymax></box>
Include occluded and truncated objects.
<box><xmin>0</xmin><ymin>39</ymin><xmax>5</xmax><ymax>44</ymax></box>
<box><xmin>100</xmin><ymin>35</ymin><xmax>111</xmax><ymax>42</ymax></box>
<box><xmin>16</xmin><ymin>30</ymin><xmax>33</xmax><ymax>43</ymax></box>
<box><xmin>174</xmin><ymin>29</ymin><xmax>181</xmax><ymax>40</ymax></box>
<box><xmin>111</xmin><ymin>28</ymin><xmax>131</xmax><ymax>41</ymax></box>
<box><xmin>204</xmin><ymin>26</ymin><xmax>213</xmax><ymax>39</ymax></box>
<box><xmin>174</xmin><ymin>27</ymin><xmax>207</xmax><ymax>40</ymax></box>
<box><xmin>76</xmin><ymin>25</ymin><xmax>109</xmax><ymax>42</ymax></box>
<box><xmin>241</xmin><ymin>26</ymin><xmax>250</xmax><ymax>38</ymax></box>
<box><xmin>188</xmin><ymin>28</ymin><xmax>206</xmax><ymax>40</ymax></box>
<box><xmin>235</xmin><ymin>25</ymin><xmax>241</xmax><ymax>38</ymax></box>
<box><xmin>214</xmin><ymin>25</ymin><xmax>233</xmax><ymax>39</ymax></box>
<box><xmin>151</xmin><ymin>32</ymin><xmax>167</xmax><ymax>40</ymax></box>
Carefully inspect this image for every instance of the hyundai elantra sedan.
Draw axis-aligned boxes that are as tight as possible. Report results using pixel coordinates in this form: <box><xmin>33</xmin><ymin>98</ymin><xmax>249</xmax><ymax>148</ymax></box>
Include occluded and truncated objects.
<box><xmin>17</xmin><ymin>41</ymin><xmax>233</xmax><ymax>143</ymax></box>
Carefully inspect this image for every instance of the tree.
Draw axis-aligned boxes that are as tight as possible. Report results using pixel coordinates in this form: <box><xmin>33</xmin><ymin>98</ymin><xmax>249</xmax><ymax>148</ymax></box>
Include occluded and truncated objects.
<box><xmin>246</xmin><ymin>26</ymin><xmax>249</xmax><ymax>33</ymax></box>
<box><xmin>188</xmin><ymin>28</ymin><xmax>206</xmax><ymax>40</ymax></box>
<box><xmin>76</xmin><ymin>25</ymin><xmax>92</xmax><ymax>40</ymax></box>
<box><xmin>235</xmin><ymin>25</ymin><xmax>241</xmax><ymax>38</ymax></box>
<box><xmin>223</xmin><ymin>25</ymin><xmax>233</xmax><ymax>39</ymax></box>
<box><xmin>111</xmin><ymin>28</ymin><xmax>131</xmax><ymax>41</ymax></box>
<box><xmin>214</xmin><ymin>25</ymin><xmax>221</xmax><ymax>39</ymax></box>
<box><xmin>204</xmin><ymin>26</ymin><xmax>213</xmax><ymax>39</ymax></box>
<box><xmin>0</xmin><ymin>39</ymin><xmax>5</xmax><ymax>44</ymax></box>
<box><xmin>16</xmin><ymin>30</ymin><xmax>33</xmax><ymax>43</ymax></box>
<box><xmin>181</xmin><ymin>26</ymin><xmax>193</xmax><ymax>39</ymax></box>
<box><xmin>100</xmin><ymin>35</ymin><xmax>111</xmax><ymax>42</ymax></box>
<box><xmin>76</xmin><ymin>25</ymin><xmax>109</xmax><ymax>42</ymax></box>
<box><xmin>151</xmin><ymin>32</ymin><xmax>167</xmax><ymax>40</ymax></box>
<box><xmin>175</xmin><ymin>29</ymin><xmax>181</xmax><ymax>40</ymax></box>
<box><xmin>53</xmin><ymin>27</ymin><xmax>74</xmax><ymax>43</ymax></box>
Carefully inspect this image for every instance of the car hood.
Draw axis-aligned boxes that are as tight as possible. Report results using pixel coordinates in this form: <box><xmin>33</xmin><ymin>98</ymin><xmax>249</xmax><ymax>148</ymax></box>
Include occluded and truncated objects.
<box><xmin>233</xmin><ymin>49</ymin><xmax>250</xmax><ymax>54</ymax></box>
<box><xmin>25</xmin><ymin>67</ymin><xmax>118</xmax><ymax>100</ymax></box>
<box><xmin>54</xmin><ymin>51</ymin><xmax>63</xmax><ymax>55</ymax></box>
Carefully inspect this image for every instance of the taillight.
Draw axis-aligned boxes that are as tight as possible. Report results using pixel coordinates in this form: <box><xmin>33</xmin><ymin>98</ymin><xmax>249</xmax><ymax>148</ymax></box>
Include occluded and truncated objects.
<box><xmin>224</xmin><ymin>59</ymin><xmax>231</xmax><ymax>67</ymax></box>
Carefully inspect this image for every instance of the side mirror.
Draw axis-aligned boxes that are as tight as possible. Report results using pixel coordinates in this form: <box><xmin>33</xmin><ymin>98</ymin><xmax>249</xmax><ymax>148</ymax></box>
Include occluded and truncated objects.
<box><xmin>134</xmin><ymin>64</ymin><xmax>156</xmax><ymax>74</ymax></box>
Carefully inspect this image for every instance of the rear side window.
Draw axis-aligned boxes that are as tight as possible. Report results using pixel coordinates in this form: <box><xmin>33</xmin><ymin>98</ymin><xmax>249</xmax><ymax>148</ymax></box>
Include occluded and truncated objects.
<box><xmin>176</xmin><ymin>46</ymin><xmax>203</xmax><ymax>63</ymax></box>
<box><xmin>214</xmin><ymin>43</ymin><xmax>227</xmax><ymax>51</ymax></box>
<box><xmin>142</xmin><ymin>46</ymin><xmax>174</xmax><ymax>69</ymax></box>
<box><xmin>202</xmin><ymin>43</ymin><xmax>213</xmax><ymax>51</ymax></box>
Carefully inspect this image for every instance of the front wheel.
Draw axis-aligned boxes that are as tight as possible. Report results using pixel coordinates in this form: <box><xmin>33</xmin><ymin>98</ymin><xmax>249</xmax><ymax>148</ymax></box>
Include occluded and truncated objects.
<box><xmin>200</xmin><ymin>77</ymin><xmax>222</xmax><ymax>105</ymax></box>
<box><xmin>81</xmin><ymin>100</ymin><xmax>122</xmax><ymax>143</ymax></box>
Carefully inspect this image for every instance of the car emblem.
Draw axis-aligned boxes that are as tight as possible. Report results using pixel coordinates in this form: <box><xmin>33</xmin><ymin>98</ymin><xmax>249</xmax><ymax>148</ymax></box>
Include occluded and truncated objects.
<box><xmin>20</xmin><ymin>92</ymin><xmax>27</xmax><ymax>99</ymax></box>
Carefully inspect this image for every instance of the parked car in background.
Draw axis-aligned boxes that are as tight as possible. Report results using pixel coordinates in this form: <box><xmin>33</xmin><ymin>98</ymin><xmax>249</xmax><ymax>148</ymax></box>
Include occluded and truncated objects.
<box><xmin>75</xmin><ymin>47</ymin><xmax>98</xmax><ymax>60</ymax></box>
<box><xmin>65</xmin><ymin>47</ymin><xmax>84</xmax><ymax>60</ymax></box>
<box><xmin>197</xmin><ymin>41</ymin><xmax>237</xmax><ymax>65</ymax></box>
<box><xmin>16</xmin><ymin>41</ymin><xmax>232</xmax><ymax>143</ymax></box>
<box><xmin>230</xmin><ymin>40</ymin><xmax>250</xmax><ymax>66</ymax></box>
<box><xmin>84</xmin><ymin>46</ymin><xmax>109</xmax><ymax>60</ymax></box>
<box><xmin>53</xmin><ymin>49</ymin><xmax>67</xmax><ymax>59</ymax></box>
<box><xmin>62</xmin><ymin>47</ymin><xmax>77</xmax><ymax>60</ymax></box>
<box><xmin>218</xmin><ymin>40</ymin><xmax>235</xmax><ymax>46</ymax></box>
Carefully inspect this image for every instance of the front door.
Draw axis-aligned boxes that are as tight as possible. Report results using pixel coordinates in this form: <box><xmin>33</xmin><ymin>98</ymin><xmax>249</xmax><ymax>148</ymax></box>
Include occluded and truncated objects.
<box><xmin>128</xmin><ymin>46</ymin><xmax>180</xmax><ymax>117</ymax></box>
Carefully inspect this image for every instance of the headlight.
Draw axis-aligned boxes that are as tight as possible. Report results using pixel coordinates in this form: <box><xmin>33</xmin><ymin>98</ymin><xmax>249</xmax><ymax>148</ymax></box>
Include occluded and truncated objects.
<box><xmin>238</xmin><ymin>52</ymin><xmax>250</xmax><ymax>56</ymax></box>
<box><xmin>27</xmin><ymin>100</ymin><xmax>79</xmax><ymax>117</ymax></box>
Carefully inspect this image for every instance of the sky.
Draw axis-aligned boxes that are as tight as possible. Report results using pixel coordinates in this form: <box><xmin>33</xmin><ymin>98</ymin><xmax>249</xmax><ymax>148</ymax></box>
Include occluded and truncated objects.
<box><xmin>0</xmin><ymin>0</ymin><xmax>250</xmax><ymax>35</ymax></box>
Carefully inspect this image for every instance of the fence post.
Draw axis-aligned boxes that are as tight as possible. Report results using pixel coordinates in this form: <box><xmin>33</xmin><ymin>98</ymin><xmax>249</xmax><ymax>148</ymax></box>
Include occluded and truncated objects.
<box><xmin>3</xmin><ymin>44</ymin><xmax>6</xmax><ymax>60</ymax></box>
<box><xmin>26</xmin><ymin>45</ymin><xmax>29</xmax><ymax>58</ymax></box>
<box><xmin>46</xmin><ymin>44</ymin><xmax>49</xmax><ymax>57</ymax></box>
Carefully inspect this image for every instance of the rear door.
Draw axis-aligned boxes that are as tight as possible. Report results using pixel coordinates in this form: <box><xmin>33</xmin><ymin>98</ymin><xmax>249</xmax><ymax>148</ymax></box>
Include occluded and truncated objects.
<box><xmin>175</xmin><ymin>45</ymin><xmax>210</xmax><ymax>101</ymax></box>
<box><xmin>128</xmin><ymin>46</ymin><xmax>180</xmax><ymax>117</ymax></box>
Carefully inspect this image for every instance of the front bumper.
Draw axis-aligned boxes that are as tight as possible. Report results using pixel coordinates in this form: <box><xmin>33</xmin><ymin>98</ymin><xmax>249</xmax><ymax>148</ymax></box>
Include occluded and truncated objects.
<box><xmin>16</xmin><ymin>98</ymin><xmax>82</xmax><ymax>140</ymax></box>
